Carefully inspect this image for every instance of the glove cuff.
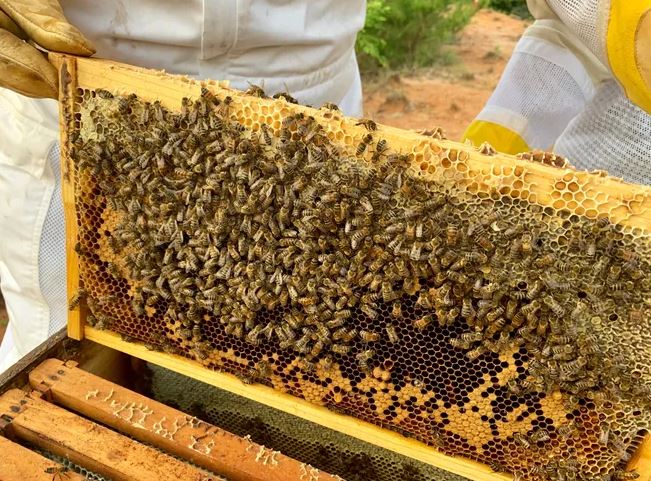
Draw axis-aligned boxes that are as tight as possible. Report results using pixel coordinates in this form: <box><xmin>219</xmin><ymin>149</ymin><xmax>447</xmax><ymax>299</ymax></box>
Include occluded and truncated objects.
<box><xmin>462</xmin><ymin>120</ymin><xmax>530</xmax><ymax>156</ymax></box>
<box><xmin>606</xmin><ymin>3</ymin><xmax>651</xmax><ymax>113</ymax></box>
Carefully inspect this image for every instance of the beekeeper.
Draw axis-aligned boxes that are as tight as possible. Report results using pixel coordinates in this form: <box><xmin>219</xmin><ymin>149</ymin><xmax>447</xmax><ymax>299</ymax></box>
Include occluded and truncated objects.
<box><xmin>464</xmin><ymin>0</ymin><xmax>651</xmax><ymax>184</ymax></box>
<box><xmin>0</xmin><ymin>0</ymin><xmax>366</xmax><ymax>373</ymax></box>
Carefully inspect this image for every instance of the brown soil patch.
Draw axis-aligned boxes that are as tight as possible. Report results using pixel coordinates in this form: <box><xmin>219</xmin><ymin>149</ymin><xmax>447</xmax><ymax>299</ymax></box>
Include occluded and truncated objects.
<box><xmin>362</xmin><ymin>9</ymin><xmax>529</xmax><ymax>141</ymax></box>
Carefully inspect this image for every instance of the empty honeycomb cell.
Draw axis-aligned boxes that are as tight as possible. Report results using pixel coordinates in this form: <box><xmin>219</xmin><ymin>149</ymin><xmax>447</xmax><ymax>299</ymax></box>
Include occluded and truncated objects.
<box><xmin>65</xmin><ymin>87</ymin><xmax>651</xmax><ymax>481</ymax></box>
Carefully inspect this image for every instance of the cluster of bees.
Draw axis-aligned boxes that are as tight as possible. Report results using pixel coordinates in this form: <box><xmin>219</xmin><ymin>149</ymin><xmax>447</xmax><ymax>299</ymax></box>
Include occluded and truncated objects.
<box><xmin>70</xmin><ymin>86</ymin><xmax>650</xmax><ymax>481</ymax></box>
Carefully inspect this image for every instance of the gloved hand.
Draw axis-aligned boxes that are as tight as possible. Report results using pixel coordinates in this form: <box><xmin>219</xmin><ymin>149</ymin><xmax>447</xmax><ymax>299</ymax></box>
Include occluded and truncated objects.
<box><xmin>0</xmin><ymin>0</ymin><xmax>94</xmax><ymax>99</ymax></box>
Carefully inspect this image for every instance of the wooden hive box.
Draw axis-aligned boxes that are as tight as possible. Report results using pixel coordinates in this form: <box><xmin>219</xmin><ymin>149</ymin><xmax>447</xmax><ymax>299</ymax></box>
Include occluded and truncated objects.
<box><xmin>0</xmin><ymin>356</ymin><xmax>348</xmax><ymax>481</ymax></box>
<box><xmin>51</xmin><ymin>53</ymin><xmax>651</xmax><ymax>481</ymax></box>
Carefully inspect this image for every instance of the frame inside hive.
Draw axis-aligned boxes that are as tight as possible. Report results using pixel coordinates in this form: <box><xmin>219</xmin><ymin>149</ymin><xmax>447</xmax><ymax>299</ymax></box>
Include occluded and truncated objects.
<box><xmin>0</xmin><ymin>358</ymin><xmax>347</xmax><ymax>481</ymax></box>
<box><xmin>50</xmin><ymin>53</ymin><xmax>651</xmax><ymax>481</ymax></box>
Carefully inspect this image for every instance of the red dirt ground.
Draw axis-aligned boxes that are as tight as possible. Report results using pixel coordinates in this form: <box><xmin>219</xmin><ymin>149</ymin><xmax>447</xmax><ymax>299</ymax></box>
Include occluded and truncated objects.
<box><xmin>363</xmin><ymin>9</ymin><xmax>529</xmax><ymax>140</ymax></box>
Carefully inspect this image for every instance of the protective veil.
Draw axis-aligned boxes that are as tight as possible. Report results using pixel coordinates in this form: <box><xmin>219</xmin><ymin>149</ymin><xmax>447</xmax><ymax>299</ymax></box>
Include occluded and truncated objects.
<box><xmin>463</xmin><ymin>0</ymin><xmax>651</xmax><ymax>184</ymax></box>
<box><xmin>0</xmin><ymin>0</ymin><xmax>366</xmax><ymax>373</ymax></box>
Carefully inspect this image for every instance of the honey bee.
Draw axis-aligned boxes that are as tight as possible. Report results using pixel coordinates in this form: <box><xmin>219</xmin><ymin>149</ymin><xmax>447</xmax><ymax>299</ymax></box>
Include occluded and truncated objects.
<box><xmin>520</xmin><ymin>233</ymin><xmax>533</xmax><ymax>255</ymax></box>
<box><xmin>73</xmin><ymin>242</ymin><xmax>88</xmax><ymax>257</ymax></box>
<box><xmin>253</xmin><ymin>360</ymin><xmax>272</xmax><ymax>379</ymax></box>
<box><xmin>412</xmin><ymin>314</ymin><xmax>433</xmax><ymax>331</ymax></box>
<box><xmin>448</xmin><ymin>256</ymin><xmax>468</xmax><ymax>272</ymax></box>
<box><xmin>449</xmin><ymin>337</ymin><xmax>468</xmax><ymax>350</ymax></box>
<box><xmin>322</xmin><ymin>355</ymin><xmax>334</xmax><ymax>371</ymax></box>
<box><xmin>466</xmin><ymin>345</ymin><xmax>487</xmax><ymax>361</ymax></box>
<box><xmin>218</xmin><ymin>95</ymin><xmax>233</xmax><ymax>116</ymax></box>
<box><xmin>245</xmin><ymin>83</ymin><xmax>267</xmax><ymax>97</ymax></box>
<box><xmin>321</xmin><ymin>102</ymin><xmax>340</xmax><ymax>111</ymax></box>
<box><xmin>259</xmin><ymin>124</ymin><xmax>273</xmax><ymax>146</ymax></box>
<box><xmin>86</xmin><ymin>314</ymin><xmax>98</xmax><ymax>327</ymax></box>
<box><xmin>526</xmin><ymin>280</ymin><xmax>542</xmax><ymax>300</ymax></box>
<box><xmin>440</xmin><ymin>250</ymin><xmax>457</xmax><ymax>268</ymax></box>
<box><xmin>533</xmin><ymin>253</ymin><xmax>555</xmax><ymax>268</ymax></box>
<box><xmin>236</xmin><ymin>371</ymin><xmax>255</xmax><ymax>385</ymax></box>
<box><xmin>513</xmin><ymin>432</ymin><xmax>531</xmax><ymax>449</ymax></box>
<box><xmin>388</xmin><ymin>301</ymin><xmax>402</xmax><ymax>319</ymax></box>
<box><xmin>94</xmin><ymin>314</ymin><xmax>111</xmax><ymax>331</ymax></box>
<box><xmin>527</xmin><ymin>465</ymin><xmax>546</xmax><ymax>477</ymax></box>
<box><xmin>613</xmin><ymin>471</ymin><xmax>640</xmax><ymax>480</ymax></box>
<box><xmin>273</xmin><ymin>91</ymin><xmax>299</xmax><ymax>104</ymax></box>
<box><xmin>598</xmin><ymin>423</ymin><xmax>610</xmax><ymax>445</ymax></box>
<box><xmin>586</xmin><ymin>240</ymin><xmax>596</xmax><ymax>257</ymax></box>
<box><xmin>44</xmin><ymin>465</ymin><xmax>71</xmax><ymax>481</ymax></box>
<box><xmin>356</xmin><ymin>133</ymin><xmax>373</xmax><ymax>156</ymax></box>
<box><xmin>543</xmin><ymin>295</ymin><xmax>565</xmax><ymax>317</ymax></box>
<box><xmin>360</xmin><ymin>304</ymin><xmax>378</xmax><ymax>320</ymax></box>
<box><xmin>372</xmin><ymin>139</ymin><xmax>388</xmax><ymax>161</ymax></box>
<box><xmin>69</xmin><ymin>288</ymin><xmax>87</xmax><ymax>310</ymax></box>
<box><xmin>529</xmin><ymin>428</ymin><xmax>550</xmax><ymax>443</ymax></box>
<box><xmin>607</xmin><ymin>265</ymin><xmax>622</xmax><ymax>284</ymax></box>
<box><xmin>96</xmin><ymin>88</ymin><xmax>114</xmax><ymax>99</ymax></box>
<box><xmin>385</xmin><ymin>323</ymin><xmax>399</xmax><ymax>343</ymax></box>
<box><xmin>356</xmin><ymin>348</ymin><xmax>375</xmax><ymax>365</ymax></box>
<box><xmin>478</xmin><ymin>142</ymin><xmax>496</xmax><ymax>156</ymax></box>
<box><xmin>355</xmin><ymin>118</ymin><xmax>377</xmax><ymax>131</ymax></box>
<box><xmin>461</xmin><ymin>331</ymin><xmax>483</xmax><ymax>344</ymax></box>
<box><xmin>331</xmin><ymin>344</ymin><xmax>351</xmax><ymax>355</ymax></box>
<box><xmin>445</xmin><ymin>225</ymin><xmax>459</xmax><ymax>246</ymax></box>
<box><xmin>379</xmin><ymin>281</ymin><xmax>396</xmax><ymax>303</ymax></box>
<box><xmin>488</xmin><ymin>461</ymin><xmax>507</xmax><ymax>473</ymax></box>
<box><xmin>415</xmin><ymin>291</ymin><xmax>432</xmax><ymax>309</ymax></box>
<box><xmin>461</xmin><ymin>297</ymin><xmax>475</xmax><ymax>319</ymax></box>
<box><xmin>332</xmin><ymin>327</ymin><xmax>349</xmax><ymax>341</ymax></box>
<box><xmin>475</xmin><ymin>235</ymin><xmax>494</xmax><ymax>251</ymax></box>
<box><xmin>418</xmin><ymin>127</ymin><xmax>446</xmax><ymax>139</ymax></box>
<box><xmin>464</xmin><ymin>251</ymin><xmax>488</xmax><ymax>265</ymax></box>
<box><xmin>152</xmin><ymin>100</ymin><xmax>165</xmax><ymax>121</ymax></box>
<box><xmin>360</xmin><ymin>330</ymin><xmax>380</xmax><ymax>343</ymax></box>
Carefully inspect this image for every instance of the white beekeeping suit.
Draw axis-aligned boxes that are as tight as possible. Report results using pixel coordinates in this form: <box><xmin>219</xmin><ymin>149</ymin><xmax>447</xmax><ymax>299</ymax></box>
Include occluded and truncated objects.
<box><xmin>463</xmin><ymin>0</ymin><xmax>651</xmax><ymax>184</ymax></box>
<box><xmin>0</xmin><ymin>0</ymin><xmax>366</xmax><ymax>373</ymax></box>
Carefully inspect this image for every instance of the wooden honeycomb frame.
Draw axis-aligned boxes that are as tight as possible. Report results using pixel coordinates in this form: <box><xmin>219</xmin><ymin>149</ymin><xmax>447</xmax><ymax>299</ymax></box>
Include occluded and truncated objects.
<box><xmin>50</xmin><ymin>53</ymin><xmax>651</xmax><ymax>481</ymax></box>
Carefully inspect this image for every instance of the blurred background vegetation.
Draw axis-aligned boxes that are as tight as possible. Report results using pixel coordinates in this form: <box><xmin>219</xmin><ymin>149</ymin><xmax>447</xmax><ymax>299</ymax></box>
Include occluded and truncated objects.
<box><xmin>488</xmin><ymin>0</ymin><xmax>531</xmax><ymax>18</ymax></box>
<box><xmin>356</xmin><ymin>0</ymin><xmax>530</xmax><ymax>74</ymax></box>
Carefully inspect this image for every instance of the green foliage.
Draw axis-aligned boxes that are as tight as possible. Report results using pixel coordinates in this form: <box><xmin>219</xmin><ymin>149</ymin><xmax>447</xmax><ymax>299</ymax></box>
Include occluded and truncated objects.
<box><xmin>488</xmin><ymin>0</ymin><xmax>531</xmax><ymax>18</ymax></box>
<box><xmin>356</xmin><ymin>0</ymin><xmax>391</xmax><ymax>68</ymax></box>
<box><xmin>356</xmin><ymin>0</ymin><xmax>478</xmax><ymax>73</ymax></box>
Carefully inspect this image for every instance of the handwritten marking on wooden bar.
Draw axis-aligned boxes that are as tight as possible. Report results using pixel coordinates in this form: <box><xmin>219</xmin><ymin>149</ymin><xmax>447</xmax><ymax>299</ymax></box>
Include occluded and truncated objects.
<box><xmin>29</xmin><ymin>358</ymin><xmax>344</xmax><ymax>481</ymax></box>
<box><xmin>0</xmin><ymin>389</ymin><xmax>221</xmax><ymax>481</ymax></box>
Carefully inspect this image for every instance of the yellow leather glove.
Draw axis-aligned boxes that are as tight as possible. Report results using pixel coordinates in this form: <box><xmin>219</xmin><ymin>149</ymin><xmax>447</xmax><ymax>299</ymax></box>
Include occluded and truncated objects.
<box><xmin>0</xmin><ymin>0</ymin><xmax>95</xmax><ymax>99</ymax></box>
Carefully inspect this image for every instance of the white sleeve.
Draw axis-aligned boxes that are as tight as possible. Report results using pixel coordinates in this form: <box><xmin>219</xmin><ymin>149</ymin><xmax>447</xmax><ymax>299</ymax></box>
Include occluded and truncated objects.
<box><xmin>0</xmin><ymin>322</ymin><xmax>18</xmax><ymax>375</ymax></box>
<box><xmin>554</xmin><ymin>80</ymin><xmax>651</xmax><ymax>185</ymax></box>
<box><xmin>541</xmin><ymin>0</ymin><xmax>608</xmax><ymax>63</ymax></box>
<box><xmin>473</xmin><ymin>19</ymin><xmax>601</xmax><ymax>150</ymax></box>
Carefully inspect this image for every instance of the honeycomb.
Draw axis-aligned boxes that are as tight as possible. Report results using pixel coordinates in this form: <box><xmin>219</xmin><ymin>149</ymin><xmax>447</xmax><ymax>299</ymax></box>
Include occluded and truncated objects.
<box><xmin>64</xmin><ymin>83</ymin><xmax>651</xmax><ymax>481</ymax></box>
<box><xmin>29</xmin><ymin>445</ymin><xmax>108</xmax><ymax>481</ymax></box>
